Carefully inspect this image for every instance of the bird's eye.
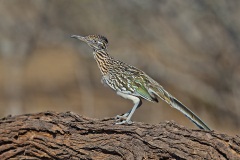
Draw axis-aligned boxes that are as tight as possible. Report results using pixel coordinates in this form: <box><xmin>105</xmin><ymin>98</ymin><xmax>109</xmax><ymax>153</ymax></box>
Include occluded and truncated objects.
<box><xmin>92</xmin><ymin>40</ymin><xmax>97</xmax><ymax>43</ymax></box>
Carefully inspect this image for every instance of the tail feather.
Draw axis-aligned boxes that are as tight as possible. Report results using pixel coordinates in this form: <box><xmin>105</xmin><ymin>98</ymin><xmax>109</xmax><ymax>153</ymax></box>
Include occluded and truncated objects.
<box><xmin>170</xmin><ymin>97</ymin><xmax>211</xmax><ymax>131</ymax></box>
<box><xmin>149</xmin><ymin>84</ymin><xmax>211</xmax><ymax>131</ymax></box>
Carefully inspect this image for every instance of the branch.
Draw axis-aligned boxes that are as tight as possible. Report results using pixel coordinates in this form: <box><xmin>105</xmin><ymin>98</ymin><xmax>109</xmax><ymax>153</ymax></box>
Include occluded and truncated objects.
<box><xmin>0</xmin><ymin>111</ymin><xmax>239</xmax><ymax>159</ymax></box>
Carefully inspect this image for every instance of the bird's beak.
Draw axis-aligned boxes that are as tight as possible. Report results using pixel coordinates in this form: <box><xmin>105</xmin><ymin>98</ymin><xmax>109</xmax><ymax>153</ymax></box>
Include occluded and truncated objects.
<box><xmin>71</xmin><ymin>35</ymin><xmax>86</xmax><ymax>42</ymax></box>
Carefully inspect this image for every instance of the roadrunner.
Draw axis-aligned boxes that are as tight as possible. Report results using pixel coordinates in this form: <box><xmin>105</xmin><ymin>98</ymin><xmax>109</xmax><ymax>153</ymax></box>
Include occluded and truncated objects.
<box><xmin>71</xmin><ymin>34</ymin><xmax>211</xmax><ymax>131</ymax></box>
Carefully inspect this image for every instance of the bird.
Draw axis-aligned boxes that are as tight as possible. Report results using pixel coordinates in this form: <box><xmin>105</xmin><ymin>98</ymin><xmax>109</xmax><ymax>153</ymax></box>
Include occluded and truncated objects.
<box><xmin>71</xmin><ymin>34</ymin><xmax>211</xmax><ymax>131</ymax></box>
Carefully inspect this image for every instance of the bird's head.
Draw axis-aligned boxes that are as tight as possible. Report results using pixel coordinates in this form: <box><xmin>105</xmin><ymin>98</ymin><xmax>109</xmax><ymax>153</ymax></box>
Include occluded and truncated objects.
<box><xmin>71</xmin><ymin>34</ymin><xmax>108</xmax><ymax>50</ymax></box>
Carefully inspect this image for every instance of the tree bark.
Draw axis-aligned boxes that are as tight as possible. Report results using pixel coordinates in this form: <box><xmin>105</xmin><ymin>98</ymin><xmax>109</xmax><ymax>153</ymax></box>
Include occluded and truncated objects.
<box><xmin>0</xmin><ymin>111</ymin><xmax>239</xmax><ymax>160</ymax></box>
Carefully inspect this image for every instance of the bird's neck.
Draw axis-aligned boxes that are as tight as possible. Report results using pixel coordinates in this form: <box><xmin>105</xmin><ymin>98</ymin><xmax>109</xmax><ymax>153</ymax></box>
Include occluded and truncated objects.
<box><xmin>93</xmin><ymin>49</ymin><xmax>113</xmax><ymax>75</ymax></box>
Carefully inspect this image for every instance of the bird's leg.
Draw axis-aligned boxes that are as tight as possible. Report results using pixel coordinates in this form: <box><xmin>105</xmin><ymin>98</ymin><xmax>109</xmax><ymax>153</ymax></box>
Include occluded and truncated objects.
<box><xmin>115</xmin><ymin>103</ymin><xmax>141</xmax><ymax>120</ymax></box>
<box><xmin>115</xmin><ymin>92</ymin><xmax>142</xmax><ymax>124</ymax></box>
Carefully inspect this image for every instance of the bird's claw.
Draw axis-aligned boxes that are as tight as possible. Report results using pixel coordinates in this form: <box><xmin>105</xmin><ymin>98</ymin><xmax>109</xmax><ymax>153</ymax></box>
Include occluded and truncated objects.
<box><xmin>115</xmin><ymin>112</ymin><xmax>129</xmax><ymax>120</ymax></box>
<box><xmin>115</xmin><ymin>114</ymin><xmax>127</xmax><ymax>121</ymax></box>
<box><xmin>115</xmin><ymin>112</ymin><xmax>133</xmax><ymax>124</ymax></box>
<box><xmin>115</xmin><ymin>119</ymin><xmax>133</xmax><ymax>125</ymax></box>
<box><xmin>115</xmin><ymin>114</ymin><xmax>133</xmax><ymax>124</ymax></box>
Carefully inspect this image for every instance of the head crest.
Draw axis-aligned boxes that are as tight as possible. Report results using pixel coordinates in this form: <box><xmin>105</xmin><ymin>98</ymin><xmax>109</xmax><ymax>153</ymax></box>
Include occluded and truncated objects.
<box><xmin>98</xmin><ymin>35</ymin><xmax>108</xmax><ymax>44</ymax></box>
<box><xmin>87</xmin><ymin>35</ymin><xmax>108</xmax><ymax>44</ymax></box>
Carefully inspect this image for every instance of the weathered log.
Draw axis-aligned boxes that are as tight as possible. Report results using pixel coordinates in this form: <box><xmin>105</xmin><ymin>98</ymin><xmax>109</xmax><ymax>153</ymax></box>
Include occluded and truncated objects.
<box><xmin>0</xmin><ymin>111</ymin><xmax>239</xmax><ymax>160</ymax></box>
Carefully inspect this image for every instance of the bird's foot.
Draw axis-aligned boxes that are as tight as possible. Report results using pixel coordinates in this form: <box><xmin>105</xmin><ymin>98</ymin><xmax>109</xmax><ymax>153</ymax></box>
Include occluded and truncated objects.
<box><xmin>115</xmin><ymin>119</ymin><xmax>133</xmax><ymax>125</ymax></box>
<box><xmin>115</xmin><ymin>113</ymin><xmax>129</xmax><ymax>121</ymax></box>
<box><xmin>115</xmin><ymin>113</ymin><xmax>133</xmax><ymax>124</ymax></box>
<box><xmin>115</xmin><ymin>114</ymin><xmax>127</xmax><ymax>121</ymax></box>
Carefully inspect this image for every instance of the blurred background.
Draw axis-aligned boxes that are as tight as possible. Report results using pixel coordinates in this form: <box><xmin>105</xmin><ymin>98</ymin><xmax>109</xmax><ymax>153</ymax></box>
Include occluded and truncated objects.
<box><xmin>0</xmin><ymin>0</ymin><xmax>239</xmax><ymax>135</ymax></box>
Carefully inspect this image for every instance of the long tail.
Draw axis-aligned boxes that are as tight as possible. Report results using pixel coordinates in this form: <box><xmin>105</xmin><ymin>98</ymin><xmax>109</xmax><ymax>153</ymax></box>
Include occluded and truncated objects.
<box><xmin>149</xmin><ymin>84</ymin><xmax>211</xmax><ymax>131</ymax></box>
<box><xmin>169</xmin><ymin>96</ymin><xmax>211</xmax><ymax>131</ymax></box>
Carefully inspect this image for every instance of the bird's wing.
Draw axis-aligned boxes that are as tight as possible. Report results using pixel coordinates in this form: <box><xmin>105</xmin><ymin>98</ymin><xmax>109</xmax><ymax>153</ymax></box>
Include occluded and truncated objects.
<box><xmin>131</xmin><ymin>76</ymin><xmax>158</xmax><ymax>102</ymax></box>
<box><xmin>114</xmin><ymin>65</ymin><xmax>158</xmax><ymax>102</ymax></box>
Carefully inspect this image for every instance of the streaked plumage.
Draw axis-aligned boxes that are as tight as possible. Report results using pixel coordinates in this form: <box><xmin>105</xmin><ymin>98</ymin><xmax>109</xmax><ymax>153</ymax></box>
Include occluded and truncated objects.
<box><xmin>71</xmin><ymin>34</ymin><xmax>211</xmax><ymax>131</ymax></box>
